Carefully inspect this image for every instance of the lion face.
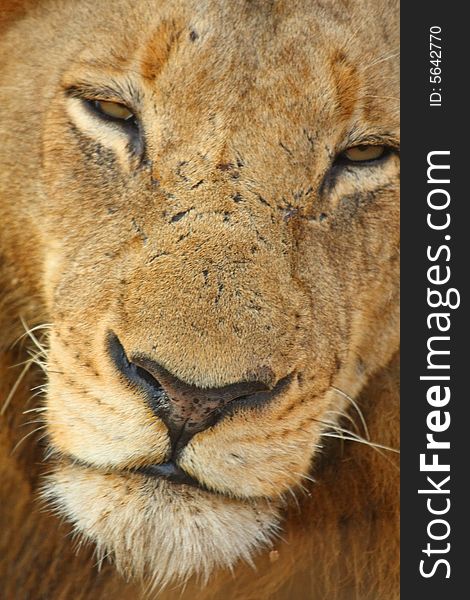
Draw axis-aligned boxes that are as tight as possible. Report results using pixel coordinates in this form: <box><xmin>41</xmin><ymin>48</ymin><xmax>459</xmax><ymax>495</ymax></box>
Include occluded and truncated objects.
<box><xmin>1</xmin><ymin>0</ymin><xmax>399</xmax><ymax>588</ymax></box>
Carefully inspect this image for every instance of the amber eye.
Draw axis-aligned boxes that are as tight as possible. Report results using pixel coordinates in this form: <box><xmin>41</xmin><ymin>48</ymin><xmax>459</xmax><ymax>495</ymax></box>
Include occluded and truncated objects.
<box><xmin>92</xmin><ymin>100</ymin><xmax>135</xmax><ymax>122</ymax></box>
<box><xmin>343</xmin><ymin>145</ymin><xmax>386</xmax><ymax>162</ymax></box>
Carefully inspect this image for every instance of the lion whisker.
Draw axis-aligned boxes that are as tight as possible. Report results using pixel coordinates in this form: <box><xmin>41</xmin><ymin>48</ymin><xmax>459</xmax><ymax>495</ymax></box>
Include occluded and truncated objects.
<box><xmin>294</xmin><ymin>471</ymin><xmax>316</xmax><ymax>485</ymax></box>
<box><xmin>10</xmin><ymin>425</ymin><xmax>48</xmax><ymax>455</ymax></box>
<box><xmin>30</xmin><ymin>383</ymin><xmax>48</xmax><ymax>392</ymax></box>
<box><xmin>9</xmin><ymin>350</ymin><xmax>43</xmax><ymax>369</ymax></box>
<box><xmin>26</xmin><ymin>390</ymin><xmax>48</xmax><ymax>404</ymax></box>
<box><xmin>12</xmin><ymin>320</ymin><xmax>51</xmax><ymax>349</ymax></box>
<box><xmin>20</xmin><ymin>418</ymin><xmax>46</xmax><ymax>427</ymax></box>
<box><xmin>330</xmin><ymin>386</ymin><xmax>370</xmax><ymax>440</ymax></box>
<box><xmin>30</xmin><ymin>358</ymin><xmax>48</xmax><ymax>373</ymax></box>
<box><xmin>93</xmin><ymin>549</ymin><xmax>113</xmax><ymax>570</ymax></box>
<box><xmin>43</xmin><ymin>446</ymin><xmax>58</xmax><ymax>461</ymax></box>
<box><xmin>2</xmin><ymin>319</ymin><xmax>50</xmax><ymax>415</ymax></box>
<box><xmin>315</xmin><ymin>415</ymin><xmax>399</xmax><ymax>456</ymax></box>
<box><xmin>326</xmin><ymin>409</ymin><xmax>361</xmax><ymax>434</ymax></box>
<box><xmin>321</xmin><ymin>432</ymin><xmax>394</xmax><ymax>471</ymax></box>
<box><xmin>36</xmin><ymin>431</ymin><xmax>50</xmax><ymax>444</ymax></box>
<box><xmin>363</xmin><ymin>49</ymin><xmax>400</xmax><ymax>70</ymax></box>
<box><xmin>1</xmin><ymin>357</ymin><xmax>36</xmax><ymax>415</ymax></box>
<box><xmin>19</xmin><ymin>316</ymin><xmax>50</xmax><ymax>355</ymax></box>
<box><xmin>321</xmin><ymin>432</ymin><xmax>399</xmax><ymax>455</ymax></box>
<box><xmin>23</xmin><ymin>406</ymin><xmax>48</xmax><ymax>415</ymax></box>
<box><xmin>275</xmin><ymin>492</ymin><xmax>290</xmax><ymax>510</ymax></box>
<box><xmin>27</xmin><ymin>352</ymin><xmax>49</xmax><ymax>374</ymax></box>
<box><xmin>285</xmin><ymin>486</ymin><xmax>301</xmax><ymax>511</ymax></box>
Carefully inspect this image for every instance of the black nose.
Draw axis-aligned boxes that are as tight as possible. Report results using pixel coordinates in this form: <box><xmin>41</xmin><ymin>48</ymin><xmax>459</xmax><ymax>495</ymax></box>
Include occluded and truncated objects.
<box><xmin>107</xmin><ymin>333</ymin><xmax>291</xmax><ymax>453</ymax></box>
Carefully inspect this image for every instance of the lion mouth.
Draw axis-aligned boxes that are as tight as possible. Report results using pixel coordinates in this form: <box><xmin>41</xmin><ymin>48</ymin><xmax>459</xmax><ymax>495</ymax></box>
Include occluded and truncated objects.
<box><xmin>133</xmin><ymin>461</ymin><xmax>207</xmax><ymax>491</ymax></box>
<box><xmin>54</xmin><ymin>453</ymin><xmax>224</xmax><ymax>497</ymax></box>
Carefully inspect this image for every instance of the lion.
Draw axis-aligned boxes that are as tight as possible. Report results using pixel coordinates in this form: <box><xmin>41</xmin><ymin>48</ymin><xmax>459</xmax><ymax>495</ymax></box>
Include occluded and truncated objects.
<box><xmin>0</xmin><ymin>0</ymin><xmax>400</xmax><ymax>598</ymax></box>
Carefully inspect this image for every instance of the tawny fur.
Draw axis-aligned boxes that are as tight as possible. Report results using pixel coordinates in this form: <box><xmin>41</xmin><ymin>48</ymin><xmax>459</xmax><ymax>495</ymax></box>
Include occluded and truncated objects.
<box><xmin>0</xmin><ymin>1</ymin><xmax>399</xmax><ymax>598</ymax></box>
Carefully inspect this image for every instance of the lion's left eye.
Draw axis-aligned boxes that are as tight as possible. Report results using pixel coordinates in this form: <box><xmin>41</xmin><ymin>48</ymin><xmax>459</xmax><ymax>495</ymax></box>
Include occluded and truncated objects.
<box><xmin>91</xmin><ymin>100</ymin><xmax>135</xmax><ymax>122</ymax></box>
<box><xmin>342</xmin><ymin>145</ymin><xmax>386</xmax><ymax>162</ymax></box>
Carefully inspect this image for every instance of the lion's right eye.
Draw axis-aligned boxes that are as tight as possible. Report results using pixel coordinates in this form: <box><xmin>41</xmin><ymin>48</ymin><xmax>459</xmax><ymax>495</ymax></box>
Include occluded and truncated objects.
<box><xmin>88</xmin><ymin>100</ymin><xmax>135</xmax><ymax>123</ymax></box>
<box><xmin>343</xmin><ymin>145</ymin><xmax>386</xmax><ymax>162</ymax></box>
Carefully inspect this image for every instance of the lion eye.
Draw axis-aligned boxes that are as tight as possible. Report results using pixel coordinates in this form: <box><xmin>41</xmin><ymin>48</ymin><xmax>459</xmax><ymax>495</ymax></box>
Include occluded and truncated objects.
<box><xmin>343</xmin><ymin>145</ymin><xmax>386</xmax><ymax>162</ymax></box>
<box><xmin>92</xmin><ymin>100</ymin><xmax>134</xmax><ymax>121</ymax></box>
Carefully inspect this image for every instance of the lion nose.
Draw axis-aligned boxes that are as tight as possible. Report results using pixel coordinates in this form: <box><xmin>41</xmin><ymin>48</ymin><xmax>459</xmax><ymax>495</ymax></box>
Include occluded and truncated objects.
<box><xmin>132</xmin><ymin>355</ymin><xmax>271</xmax><ymax>443</ymax></box>
<box><xmin>107</xmin><ymin>333</ymin><xmax>287</xmax><ymax>453</ymax></box>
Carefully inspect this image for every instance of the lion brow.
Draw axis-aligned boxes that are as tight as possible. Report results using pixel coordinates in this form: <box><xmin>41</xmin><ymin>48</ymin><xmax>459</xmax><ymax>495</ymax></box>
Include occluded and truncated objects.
<box><xmin>63</xmin><ymin>78</ymin><xmax>141</xmax><ymax>106</ymax></box>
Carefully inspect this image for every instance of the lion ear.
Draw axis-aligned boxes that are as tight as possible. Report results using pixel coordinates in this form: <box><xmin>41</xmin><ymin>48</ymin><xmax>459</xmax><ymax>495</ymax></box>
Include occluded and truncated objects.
<box><xmin>1</xmin><ymin>0</ymin><xmax>37</xmax><ymax>34</ymax></box>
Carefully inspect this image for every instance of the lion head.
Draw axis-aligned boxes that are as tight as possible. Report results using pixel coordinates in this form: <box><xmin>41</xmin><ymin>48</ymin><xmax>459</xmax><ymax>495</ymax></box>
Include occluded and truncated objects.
<box><xmin>0</xmin><ymin>0</ymin><xmax>399</xmax><ymax>593</ymax></box>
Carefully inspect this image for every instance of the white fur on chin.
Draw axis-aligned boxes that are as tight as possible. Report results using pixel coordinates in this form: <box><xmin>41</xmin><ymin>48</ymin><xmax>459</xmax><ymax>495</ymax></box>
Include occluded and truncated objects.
<box><xmin>41</xmin><ymin>462</ymin><xmax>281</xmax><ymax>590</ymax></box>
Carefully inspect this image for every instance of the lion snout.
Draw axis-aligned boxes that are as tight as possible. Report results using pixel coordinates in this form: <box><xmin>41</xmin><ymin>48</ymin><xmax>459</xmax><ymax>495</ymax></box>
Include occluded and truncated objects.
<box><xmin>107</xmin><ymin>331</ymin><xmax>294</xmax><ymax>457</ymax></box>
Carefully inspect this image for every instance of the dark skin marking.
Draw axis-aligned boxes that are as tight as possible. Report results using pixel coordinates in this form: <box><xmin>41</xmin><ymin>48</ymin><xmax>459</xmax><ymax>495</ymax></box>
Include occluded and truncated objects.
<box><xmin>318</xmin><ymin>162</ymin><xmax>343</xmax><ymax>197</ymax></box>
<box><xmin>303</xmin><ymin>128</ymin><xmax>316</xmax><ymax>148</ymax></box>
<box><xmin>334</xmin><ymin>354</ymin><xmax>342</xmax><ymax>375</ymax></box>
<box><xmin>131</xmin><ymin>218</ymin><xmax>148</xmax><ymax>243</ymax></box>
<box><xmin>171</xmin><ymin>208</ymin><xmax>193</xmax><ymax>223</ymax></box>
<box><xmin>176</xmin><ymin>161</ymin><xmax>189</xmax><ymax>182</ymax></box>
<box><xmin>148</xmin><ymin>251</ymin><xmax>169</xmax><ymax>263</ymax></box>
<box><xmin>214</xmin><ymin>283</ymin><xmax>224</xmax><ymax>304</ymax></box>
<box><xmin>216</xmin><ymin>162</ymin><xmax>234</xmax><ymax>171</ymax></box>
<box><xmin>356</xmin><ymin>357</ymin><xmax>367</xmax><ymax>376</ymax></box>
<box><xmin>282</xmin><ymin>205</ymin><xmax>299</xmax><ymax>222</ymax></box>
<box><xmin>279</xmin><ymin>142</ymin><xmax>293</xmax><ymax>156</ymax></box>
<box><xmin>257</xmin><ymin>194</ymin><xmax>272</xmax><ymax>208</ymax></box>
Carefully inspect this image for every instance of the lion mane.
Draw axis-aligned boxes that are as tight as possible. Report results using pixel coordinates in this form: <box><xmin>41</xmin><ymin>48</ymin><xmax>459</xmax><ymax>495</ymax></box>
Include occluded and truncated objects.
<box><xmin>1</xmin><ymin>1</ymin><xmax>399</xmax><ymax>599</ymax></box>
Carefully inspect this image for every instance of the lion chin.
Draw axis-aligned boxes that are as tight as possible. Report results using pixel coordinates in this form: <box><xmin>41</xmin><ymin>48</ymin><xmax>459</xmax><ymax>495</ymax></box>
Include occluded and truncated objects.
<box><xmin>42</xmin><ymin>463</ymin><xmax>281</xmax><ymax>589</ymax></box>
